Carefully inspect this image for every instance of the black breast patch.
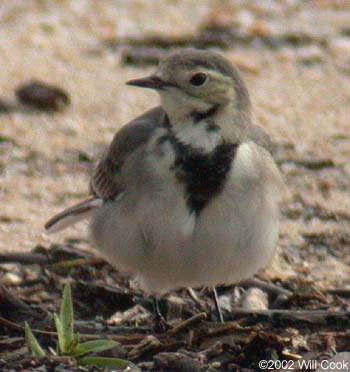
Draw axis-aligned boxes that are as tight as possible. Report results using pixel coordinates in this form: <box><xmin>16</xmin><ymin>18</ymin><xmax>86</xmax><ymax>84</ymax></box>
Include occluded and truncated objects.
<box><xmin>160</xmin><ymin>134</ymin><xmax>238</xmax><ymax>215</ymax></box>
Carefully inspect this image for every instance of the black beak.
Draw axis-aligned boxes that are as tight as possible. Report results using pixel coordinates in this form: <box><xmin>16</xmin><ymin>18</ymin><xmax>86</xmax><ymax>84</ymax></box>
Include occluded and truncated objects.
<box><xmin>126</xmin><ymin>75</ymin><xmax>173</xmax><ymax>90</ymax></box>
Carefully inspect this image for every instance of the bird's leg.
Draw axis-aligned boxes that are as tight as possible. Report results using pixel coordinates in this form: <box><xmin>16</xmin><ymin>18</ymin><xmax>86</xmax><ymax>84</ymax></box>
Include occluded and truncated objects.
<box><xmin>212</xmin><ymin>287</ymin><xmax>224</xmax><ymax>323</ymax></box>
<box><xmin>152</xmin><ymin>296</ymin><xmax>171</xmax><ymax>332</ymax></box>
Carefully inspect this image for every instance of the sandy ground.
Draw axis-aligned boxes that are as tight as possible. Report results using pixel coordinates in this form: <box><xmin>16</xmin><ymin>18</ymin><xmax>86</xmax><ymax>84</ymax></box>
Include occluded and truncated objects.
<box><xmin>1</xmin><ymin>1</ymin><xmax>350</xmax><ymax>288</ymax></box>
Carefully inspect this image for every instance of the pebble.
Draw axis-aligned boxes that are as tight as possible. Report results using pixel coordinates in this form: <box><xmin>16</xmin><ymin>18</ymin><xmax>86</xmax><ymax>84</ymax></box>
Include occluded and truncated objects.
<box><xmin>0</xmin><ymin>263</ymin><xmax>21</xmax><ymax>272</ymax></box>
<box><xmin>217</xmin><ymin>293</ymin><xmax>232</xmax><ymax>313</ymax></box>
<box><xmin>2</xmin><ymin>272</ymin><xmax>22</xmax><ymax>286</ymax></box>
<box><xmin>15</xmin><ymin>80</ymin><xmax>70</xmax><ymax>111</ymax></box>
<box><xmin>241</xmin><ymin>287</ymin><xmax>268</xmax><ymax>310</ymax></box>
<box><xmin>107</xmin><ymin>304</ymin><xmax>149</xmax><ymax>325</ymax></box>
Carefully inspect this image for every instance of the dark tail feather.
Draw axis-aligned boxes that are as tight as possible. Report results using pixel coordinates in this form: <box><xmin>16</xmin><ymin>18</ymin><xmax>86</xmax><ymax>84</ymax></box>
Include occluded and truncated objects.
<box><xmin>44</xmin><ymin>197</ymin><xmax>102</xmax><ymax>234</ymax></box>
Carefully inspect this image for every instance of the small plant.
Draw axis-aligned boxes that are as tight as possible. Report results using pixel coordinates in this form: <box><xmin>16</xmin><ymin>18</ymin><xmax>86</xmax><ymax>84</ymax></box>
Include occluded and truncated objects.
<box><xmin>25</xmin><ymin>283</ymin><xmax>129</xmax><ymax>371</ymax></box>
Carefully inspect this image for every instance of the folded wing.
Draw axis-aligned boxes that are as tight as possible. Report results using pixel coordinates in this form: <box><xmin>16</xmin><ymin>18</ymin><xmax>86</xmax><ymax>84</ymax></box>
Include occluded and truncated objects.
<box><xmin>45</xmin><ymin>107</ymin><xmax>165</xmax><ymax>234</ymax></box>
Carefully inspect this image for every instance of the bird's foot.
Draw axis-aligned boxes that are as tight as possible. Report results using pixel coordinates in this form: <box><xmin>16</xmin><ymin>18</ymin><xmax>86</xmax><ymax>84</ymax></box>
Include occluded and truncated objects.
<box><xmin>152</xmin><ymin>296</ymin><xmax>172</xmax><ymax>332</ymax></box>
<box><xmin>212</xmin><ymin>287</ymin><xmax>225</xmax><ymax>323</ymax></box>
<box><xmin>152</xmin><ymin>313</ymin><xmax>172</xmax><ymax>333</ymax></box>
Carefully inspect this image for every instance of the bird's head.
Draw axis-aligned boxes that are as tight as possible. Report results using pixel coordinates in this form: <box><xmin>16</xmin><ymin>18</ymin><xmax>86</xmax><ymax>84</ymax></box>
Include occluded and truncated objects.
<box><xmin>127</xmin><ymin>49</ymin><xmax>251</xmax><ymax>137</ymax></box>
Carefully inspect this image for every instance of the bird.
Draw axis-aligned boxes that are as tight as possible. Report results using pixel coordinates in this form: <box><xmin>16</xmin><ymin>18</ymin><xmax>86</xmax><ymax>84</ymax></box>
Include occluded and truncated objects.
<box><xmin>45</xmin><ymin>49</ymin><xmax>283</xmax><ymax>324</ymax></box>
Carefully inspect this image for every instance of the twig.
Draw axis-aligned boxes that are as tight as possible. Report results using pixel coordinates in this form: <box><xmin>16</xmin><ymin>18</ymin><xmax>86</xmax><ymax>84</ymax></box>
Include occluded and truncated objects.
<box><xmin>277</xmin><ymin>157</ymin><xmax>334</xmax><ymax>169</ymax></box>
<box><xmin>0</xmin><ymin>316</ymin><xmax>27</xmax><ymax>331</ymax></box>
<box><xmin>121</xmin><ymin>47</ymin><xmax>167</xmax><ymax>66</ymax></box>
<box><xmin>48</xmin><ymin>257</ymin><xmax>105</xmax><ymax>270</ymax></box>
<box><xmin>168</xmin><ymin>312</ymin><xmax>207</xmax><ymax>336</ymax></box>
<box><xmin>281</xmin><ymin>350</ymin><xmax>302</xmax><ymax>360</ymax></box>
<box><xmin>187</xmin><ymin>288</ymin><xmax>207</xmax><ymax>310</ymax></box>
<box><xmin>227</xmin><ymin>309</ymin><xmax>350</xmax><ymax>325</ymax></box>
<box><xmin>75</xmin><ymin>320</ymin><xmax>150</xmax><ymax>335</ymax></box>
<box><xmin>103</xmin><ymin>25</ymin><xmax>328</xmax><ymax>56</ymax></box>
<box><xmin>197</xmin><ymin>341</ymin><xmax>224</xmax><ymax>362</ymax></box>
<box><xmin>0</xmin><ymin>315</ymin><xmax>147</xmax><ymax>343</ymax></box>
<box><xmin>326</xmin><ymin>289</ymin><xmax>350</xmax><ymax>298</ymax></box>
<box><xmin>203</xmin><ymin>318</ymin><xmax>253</xmax><ymax>338</ymax></box>
<box><xmin>0</xmin><ymin>253</ymin><xmax>49</xmax><ymax>265</ymax></box>
<box><xmin>128</xmin><ymin>335</ymin><xmax>161</xmax><ymax>360</ymax></box>
<box><xmin>0</xmin><ymin>285</ymin><xmax>47</xmax><ymax>323</ymax></box>
<box><xmin>239</xmin><ymin>278</ymin><xmax>293</xmax><ymax>297</ymax></box>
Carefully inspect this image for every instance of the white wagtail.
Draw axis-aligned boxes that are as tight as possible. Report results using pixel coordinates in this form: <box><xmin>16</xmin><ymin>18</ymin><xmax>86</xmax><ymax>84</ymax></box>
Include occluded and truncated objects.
<box><xmin>45</xmin><ymin>49</ymin><xmax>282</xmax><ymax>324</ymax></box>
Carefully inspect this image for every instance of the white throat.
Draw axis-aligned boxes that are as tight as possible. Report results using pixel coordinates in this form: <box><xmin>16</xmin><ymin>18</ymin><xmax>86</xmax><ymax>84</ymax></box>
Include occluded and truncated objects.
<box><xmin>163</xmin><ymin>99</ymin><xmax>245</xmax><ymax>153</ymax></box>
<box><xmin>172</xmin><ymin>118</ymin><xmax>222</xmax><ymax>152</ymax></box>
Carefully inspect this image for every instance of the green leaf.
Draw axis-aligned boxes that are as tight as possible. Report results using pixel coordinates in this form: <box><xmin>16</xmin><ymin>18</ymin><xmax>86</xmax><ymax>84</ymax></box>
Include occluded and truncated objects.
<box><xmin>54</xmin><ymin>313</ymin><xmax>65</xmax><ymax>354</ymax></box>
<box><xmin>70</xmin><ymin>339</ymin><xmax>121</xmax><ymax>357</ymax></box>
<box><xmin>78</xmin><ymin>356</ymin><xmax>129</xmax><ymax>370</ymax></box>
<box><xmin>67</xmin><ymin>333</ymin><xmax>80</xmax><ymax>354</ymax></box>
<box><xmin>24</xmin><ymin>322</ymin><xmax>46</xmax><ymax>357</ymax></box>
<box><xmin>59</xmin><ymin>283</ymin><xmax>74</xmax><ymax>354</ymax></box>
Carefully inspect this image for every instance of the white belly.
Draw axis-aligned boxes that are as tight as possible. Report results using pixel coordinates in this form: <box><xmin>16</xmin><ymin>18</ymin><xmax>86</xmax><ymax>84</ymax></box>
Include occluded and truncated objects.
<box><xmin>91</xmin><ymin>142</ymin><xmax>281</xmax><ymax>294</ymax></box>
<box><xmin>186</xmin><ymin>184</ymin><xmax>280</xmax><ymax>289</ymax></box>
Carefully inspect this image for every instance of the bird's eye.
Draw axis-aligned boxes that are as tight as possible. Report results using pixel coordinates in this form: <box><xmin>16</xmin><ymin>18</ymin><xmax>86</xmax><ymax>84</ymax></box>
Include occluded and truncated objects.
<box><xmin>189</xmin><ymin>73</ymin><xmax>207</xmax><ymax>86</ymax></box>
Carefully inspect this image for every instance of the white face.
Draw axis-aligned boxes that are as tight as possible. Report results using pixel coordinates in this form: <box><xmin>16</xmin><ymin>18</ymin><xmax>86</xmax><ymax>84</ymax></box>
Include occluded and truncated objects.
<box><xmin>156</xmin><ymin>67</ymin><xmax>234</xmax><ymax>122</ymax></box>
<box><xmin>159</xmin><ymin>87</ymin><xmax>212</xmax><ymax>121</ymax></box>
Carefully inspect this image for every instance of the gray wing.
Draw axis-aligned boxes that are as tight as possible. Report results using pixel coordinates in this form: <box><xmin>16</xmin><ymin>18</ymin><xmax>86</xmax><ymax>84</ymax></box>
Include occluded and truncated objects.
<box><xmin>91</xmin><ymin>105</ymin><xmax>274</xmax><ymax>200</ymax></box>
<box><xmin>243</xmin><ymin>124</ymin><xmax>275</xmax><ymax>155</ymax></box>
<box><xmin>91</xmin><ymin>106</ymin><xmax>166</xmax><ymax>199</ymax></box>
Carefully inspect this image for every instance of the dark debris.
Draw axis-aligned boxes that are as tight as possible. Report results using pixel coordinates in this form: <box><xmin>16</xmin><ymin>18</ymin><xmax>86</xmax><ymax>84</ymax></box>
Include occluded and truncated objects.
<box><xmin>15</xmin><ymin>80</ymin><xmax>70</xmax><ymax>112</ymax></box>
<box><xmin>0</xmin><ymin>240</ymin><xmax>349</xmax><ymax>371</ymax></box>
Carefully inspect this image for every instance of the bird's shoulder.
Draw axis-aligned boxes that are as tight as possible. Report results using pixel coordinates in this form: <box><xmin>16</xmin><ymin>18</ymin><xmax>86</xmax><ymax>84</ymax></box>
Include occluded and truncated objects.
<box><xmin>238</xmin><ymin>124</ymin><xmax>282</xmax><ymax>187</ymax></box>
<box><xmin>242</xmin><ymin>124</ymin><xmax>275</xmax><ymax>155</ymax></box>
<box><xmin>90</xmin><ymin>106</ymin><xmax>166</xmax><ymax>199</ymax></box>
<box><xmin>230</xmin><ymin>139</ymin><xmax>283</xmax><ymax>195</ymax></box>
